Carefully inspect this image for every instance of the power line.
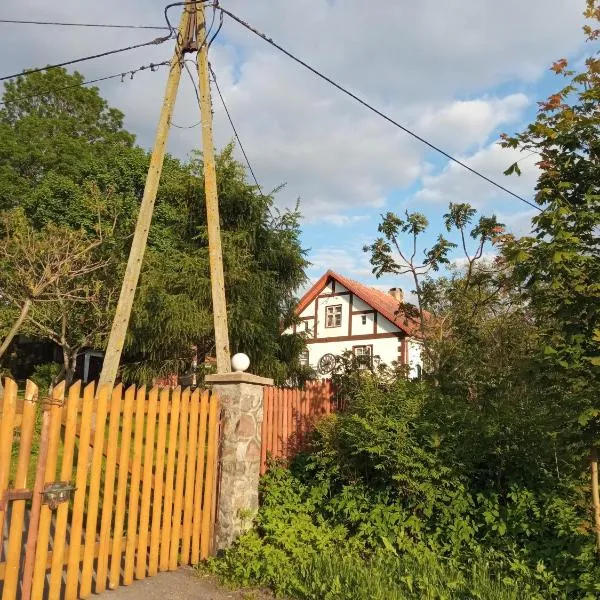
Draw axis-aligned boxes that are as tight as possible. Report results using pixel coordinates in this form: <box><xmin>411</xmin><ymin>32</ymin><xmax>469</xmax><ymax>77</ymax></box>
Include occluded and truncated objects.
<box><xmin>0</xmin><ymin>35</ymin><xmax>171</xmax><ymax>83</ymax></box>
<box><xmin>213</xmin><ymin>6</ymin><xmax>541</xmax><ymax>212</ymax></box>
<box><xmin>0</xmin><ymin>18</ymin><xmax>167</xmax><ymax>30</ymax></box>
<box><xmin>209</xmin><ymin>63</ymin><xmax>264</xmax><ymax>196</ymax></box>
<box><xmin>0</xmin><ymin>61</ymin><xmax>171</xmax><ymax>107</ymax></box>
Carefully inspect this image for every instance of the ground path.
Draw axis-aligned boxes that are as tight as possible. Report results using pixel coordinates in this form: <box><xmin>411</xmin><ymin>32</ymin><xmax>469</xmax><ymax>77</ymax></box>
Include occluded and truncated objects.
<box><xmin>94</xmin><ymin>567</ymin><xmax>272</xmax><ymax>600</ymax></box>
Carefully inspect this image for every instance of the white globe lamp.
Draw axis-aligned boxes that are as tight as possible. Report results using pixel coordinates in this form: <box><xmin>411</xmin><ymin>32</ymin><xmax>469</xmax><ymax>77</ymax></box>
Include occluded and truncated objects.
<box><xmin>231</xmin><ymin>353</ymin><xmax>250</xmax><ymax>373</ymax></box>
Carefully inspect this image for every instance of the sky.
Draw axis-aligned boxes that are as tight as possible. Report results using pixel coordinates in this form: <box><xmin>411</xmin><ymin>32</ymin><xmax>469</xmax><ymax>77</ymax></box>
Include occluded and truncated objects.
<box><xmin>0</xmin><ymin>0</ymin><xmax>593</xmax><ymax>299</ymax></box>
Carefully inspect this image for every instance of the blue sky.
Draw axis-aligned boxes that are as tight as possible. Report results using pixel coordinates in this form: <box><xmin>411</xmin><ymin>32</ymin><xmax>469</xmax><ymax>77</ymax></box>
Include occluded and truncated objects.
<box><xmin>0</xmin><ymin>0</ymin><xmax>594</xmax><ymax>298</ymax></box>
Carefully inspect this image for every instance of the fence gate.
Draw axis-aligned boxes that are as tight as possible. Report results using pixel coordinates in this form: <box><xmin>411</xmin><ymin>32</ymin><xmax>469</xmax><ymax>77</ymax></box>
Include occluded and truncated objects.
<box><xmin>0</xmin><ymin>378</ymin><xmax>220</xmax><ymax>599</ymax></box>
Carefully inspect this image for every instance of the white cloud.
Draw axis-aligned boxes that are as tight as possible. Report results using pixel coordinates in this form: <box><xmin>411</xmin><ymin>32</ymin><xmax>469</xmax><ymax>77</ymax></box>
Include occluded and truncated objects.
<box><xmin>415</xmin><ymin>94</ymin><xmax>529</xmax><ymax>153</ymax></box>
<box><xmin>413</xmin><ymin>143</ymin><xmax>541</xmax><ymax>209</ymax></box>
<box><xmin>0</xmin><ymin>0</ymin><xmax>587</xmax><ymax>220</ymax></box>
<box><xmin>317</xmin><ymin>214</ymin><xmax>370</xmax><ymax>227</ymax></box>
<box><xmin>497</xmin><ymin>209</ymin><xmax>538</xmax><ymax>237</ymax></box>
<box><xmin>309</xmin><ymin>247</ymin><xmax>373</xmax><ymax>278</ymax></box>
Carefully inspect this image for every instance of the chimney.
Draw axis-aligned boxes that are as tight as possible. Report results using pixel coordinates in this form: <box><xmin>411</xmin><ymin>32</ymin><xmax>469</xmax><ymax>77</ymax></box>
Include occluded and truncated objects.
<box><xmin>388</xmin><ymin>288</ymin><xmax>404</xmax><ymax>303</ymax></box>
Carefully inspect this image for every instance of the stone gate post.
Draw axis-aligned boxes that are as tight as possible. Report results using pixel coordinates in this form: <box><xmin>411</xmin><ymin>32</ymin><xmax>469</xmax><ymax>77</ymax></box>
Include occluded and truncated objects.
<box><xmin>205</xmin><ymin>371</ymin><xmax>273</xmax><ymax>552</ymax></box>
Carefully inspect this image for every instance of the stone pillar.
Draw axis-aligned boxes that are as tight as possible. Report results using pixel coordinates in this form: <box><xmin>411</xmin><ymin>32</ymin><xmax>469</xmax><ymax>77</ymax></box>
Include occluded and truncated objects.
<box><xmin>205</xmin><ymin>371</ymin><xmax>273</xmax><ymax>552</ymax></box>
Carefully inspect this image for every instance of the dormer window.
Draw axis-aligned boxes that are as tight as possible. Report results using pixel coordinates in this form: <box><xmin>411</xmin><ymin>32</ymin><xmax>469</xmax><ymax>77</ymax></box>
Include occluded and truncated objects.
<box><xmin>325</xmin><ymin>304</ymin><xmax>342</xmax><ymax>328</ymax></box>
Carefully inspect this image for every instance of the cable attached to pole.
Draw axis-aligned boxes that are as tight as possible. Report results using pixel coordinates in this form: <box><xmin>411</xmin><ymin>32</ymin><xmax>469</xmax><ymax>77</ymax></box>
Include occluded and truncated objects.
<box><xmin>209</xmin><ymin>5</ymin><xmax>541</xmax><ymax>212</ymax></box>
<box><xmin>0</xmin><ymin>36</ymin><xmax>171</xmax><ymax>83</ymax></box>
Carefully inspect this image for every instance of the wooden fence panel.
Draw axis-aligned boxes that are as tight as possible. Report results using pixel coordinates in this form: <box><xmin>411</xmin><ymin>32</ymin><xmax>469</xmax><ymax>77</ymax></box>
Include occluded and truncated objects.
<box><xmin>0</xmin><ymin>379</ymin><xmax>220</xmax><ymax>600</ymax></box>
<box><xmin>260</xmin><ymin>380</ymin><xmax>337</xmax><ymax>474</ymax></box>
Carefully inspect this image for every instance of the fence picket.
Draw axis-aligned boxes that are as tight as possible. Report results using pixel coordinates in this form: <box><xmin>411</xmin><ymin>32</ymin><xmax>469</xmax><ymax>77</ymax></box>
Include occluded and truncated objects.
<box><xmin>31</xmin><ymin>382</ymin><xmax>65</xmax><ymax>600</ymax></box>
<box><xmin>181</xmin><ymin>389</ymin><xmax>200</xmax><ymax>564</ymax></box>
<box><xmin>136</xmin><ymin>387</ymin><xmax>158</xmax><ymax>580</ymax></box>
<box><xmin>48</xmin><ymin>382</ymin><xmax>81</xmax><ymax>600</ymax></box>
<box><xmin>160</xmin><ymin>387</ymin><xmax>181</xmax><ymax>571</ymax></box>
<box><xmin>169</xmin><ymin>388</ymin><xmax>190</xmax><ymax>570</ymax></box>
<box><xmin>2</xmin><ymin>380</ymin><xmax>37</xmax><ymax>600</ymax></box>
<box><xmin>123</xmin><ymin>386</ymin><xmax>146</xmax><ymax>585</ymax></box>
<box><xmin>200</xmin><ymin>394</ymin><xmax>219</xmax><ymax>560</ymax></box>
<box><xmin>109</xmin><ymin>385</ymin><xmax>136</xmax><ymax>589</ymax></box>
<box><xmin>0</xmin><ymin>378</ymin><xmax>18</xmax><ymax>555</ymax></box>
<box><xmin>96</xmin><ymin>385</ymin><xmax>123</xmax><ymax>593</ymax></box>
<box><xmin>65</xmin><ymin>382</ymin><xmax>95</xmax><ymax>599</ymax></box>
<box><xmin>149</xmin><ymin>387</ymin><xmax>169</xmax><ymax>576</ymax></box>
<box><xmin>80</xmin><ymin>384</ymin><xmax>110</xmax><ymax>598</ymax></box>
<box><xmin>191</xmin><ymin>391</ymin><xmax>209</xmax><ymax>565</ymax></box>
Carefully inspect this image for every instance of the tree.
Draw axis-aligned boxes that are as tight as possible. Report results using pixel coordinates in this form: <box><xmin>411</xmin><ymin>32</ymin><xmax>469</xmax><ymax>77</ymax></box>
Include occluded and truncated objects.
<box><xmin>0</xmin><ymin>69</ymin><xmax>309</xmax><ymax>385</ymax></box>
<box><xmin>364</xmin><ymin>203</ymin><xmax>504</xmax><ymax>373</ymax></box>
<box><xmin>122</xmin><ymin>144</ymin><xmax>309</xmax><ymax>385</ymax></box>
<box><xmin>500</xmin><ymin>0</ymin><xmax>600</xmax><ymax>550</ymax></box>
<box><xmin>0</xmin><ymin>206</ymin><xmax>109</xmax><ymax>362</ymax></box>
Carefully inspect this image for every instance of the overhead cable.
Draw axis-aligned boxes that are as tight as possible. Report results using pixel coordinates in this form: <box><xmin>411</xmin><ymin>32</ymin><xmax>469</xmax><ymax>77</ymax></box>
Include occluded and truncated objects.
<box><xmin>211</xmin><ymin>5</ymin><xmax>541</xmax><ymax>211</ymax></box>
<box><xmin>209</xmin><ymin>62</ymin><xmax>264</xmax><ymax>196</ymax></box>
<box><xmin>0</xmin><ymin>61</ymin><xmax>171</xmax><ymax>107</ymax></box>
<box><xmin>0</xmin><ymin>36</ymin><xmax>171</xmax><ymax>83</ymax></box>
<box><xmin>0</xmin><ymin>18</ymin><xmax>167</xmax><ymax>30</ymax></box>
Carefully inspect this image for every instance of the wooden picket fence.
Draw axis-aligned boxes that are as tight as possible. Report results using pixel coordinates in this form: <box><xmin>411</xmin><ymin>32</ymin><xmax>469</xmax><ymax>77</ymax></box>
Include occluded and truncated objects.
<box><xmin>260</xmin><ymin>379</ymin><xmax>337</xmax><ymax>474</ymax></box>
<box><xmin>0</xmin><ymin>378</ymin><xmax>220</xmax><ymax>600</ymax></box>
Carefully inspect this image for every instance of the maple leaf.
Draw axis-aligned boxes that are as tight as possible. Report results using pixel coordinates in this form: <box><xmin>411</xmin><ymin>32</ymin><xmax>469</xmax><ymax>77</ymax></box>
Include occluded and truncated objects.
<box><xmin>550</xmin><ymin>58</ymin><xmax>568</xmax><ymax>74</ymax></box>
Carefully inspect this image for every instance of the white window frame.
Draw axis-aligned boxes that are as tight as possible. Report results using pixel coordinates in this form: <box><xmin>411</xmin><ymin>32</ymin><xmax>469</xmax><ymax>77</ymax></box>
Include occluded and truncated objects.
<box><xmin>325</xmin><ymin>304</ymin><xmax>342</xmax><ymax>328</ymax></box>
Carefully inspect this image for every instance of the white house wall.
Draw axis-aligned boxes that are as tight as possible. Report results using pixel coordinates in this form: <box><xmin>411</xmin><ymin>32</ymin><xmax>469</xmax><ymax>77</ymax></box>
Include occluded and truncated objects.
<box><xmin>306</xmin><ymin>336</ymin><xmax>402</xmax><ymax>374</ymax></box>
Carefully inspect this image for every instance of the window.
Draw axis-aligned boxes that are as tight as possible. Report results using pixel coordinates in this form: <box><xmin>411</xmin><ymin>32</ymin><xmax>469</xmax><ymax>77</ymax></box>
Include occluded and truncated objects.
<box><xmin>303</xmin><ymin>321</ymin><xmax>312</xmax><ymax>335</ymax></box>
<box><xmin>361</xmin><ymin>315</ymin><xmax>367</xmax><ymax>325</ymax></box>
<box><xmin>353</xmin><ymin>345</ymin><xmax>372</xmax><ymax>368</ymax></box>
<box><xmin>299</xmin><ymin>350</ymin><xmax>309</xmax><ymax>367</ymax></box>
<box><xmin>325</xmin><ymin>304</ymin><xmax>342</xmax><ymax>328</ymax></box>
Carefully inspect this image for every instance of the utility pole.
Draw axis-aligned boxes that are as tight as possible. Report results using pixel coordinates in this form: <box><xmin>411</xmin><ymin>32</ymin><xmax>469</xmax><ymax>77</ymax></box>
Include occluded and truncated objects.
<box><xmin>98</xmin><ymin>1</ymin><xmax>232</xmax><ymax>388</ymax></box>
<box><xmin>97</xmin><ymin>6</ymin><xmax>192</xmax><ymax>389</ymax></box>
<box><xmin>195</xmin><ymin>1</ymin><xmax>231</xmax><ymax>373</ymax></box>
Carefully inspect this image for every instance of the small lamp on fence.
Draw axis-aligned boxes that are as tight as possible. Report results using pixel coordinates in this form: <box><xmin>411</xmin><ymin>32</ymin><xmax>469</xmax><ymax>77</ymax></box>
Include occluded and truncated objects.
<box><xmin>42</xmin><ymin>481</ymin><xmax>76</xmax><ymax>510</ymax></box>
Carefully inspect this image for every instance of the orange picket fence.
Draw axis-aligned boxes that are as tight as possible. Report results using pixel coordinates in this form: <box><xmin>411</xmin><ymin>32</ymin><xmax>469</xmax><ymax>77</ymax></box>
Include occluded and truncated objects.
<box><xmin>0</xmin><ymin>378</ymin><xmax>219</xmax><ymax>600</ymax></box>
<box><xmin>260</xmin><ymin>379</ymin><xmax>337</xmax><ymax>474</ymax></box>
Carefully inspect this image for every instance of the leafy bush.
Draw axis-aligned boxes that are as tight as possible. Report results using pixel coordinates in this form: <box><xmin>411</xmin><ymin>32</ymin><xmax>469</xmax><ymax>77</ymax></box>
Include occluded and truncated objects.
<box><xmin>210</xmin><ymin>376</ymin><xmax>600</xmax><ymax>598</ymax></box>
<box><xmin>29</xmin><ymin>361</ymin><xmax>61</xmax><ymax>392</ymax></box>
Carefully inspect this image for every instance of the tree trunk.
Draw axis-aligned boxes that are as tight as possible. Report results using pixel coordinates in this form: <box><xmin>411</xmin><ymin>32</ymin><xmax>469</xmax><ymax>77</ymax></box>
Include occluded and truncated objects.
<box><xmin>591</xmin><ymin>446</ymin><xmax>600</xmax><ymax>555</ymax></box>
<box><xmin>63</xmin><ymin>351</ymin><xmax>78</xmax><ymax>386</ymax></box>
<box><xmin>0</xmin><ymin>298</ymin><xmax>32</xmax><ymax>360</ymax></box>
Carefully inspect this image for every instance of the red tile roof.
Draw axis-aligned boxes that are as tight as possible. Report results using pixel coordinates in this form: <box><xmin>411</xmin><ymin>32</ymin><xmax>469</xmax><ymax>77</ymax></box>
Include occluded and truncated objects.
<box><xmin>296</xmin><ymin>270</ymin><xmax>422</xmax><ymax>337</ymax></box>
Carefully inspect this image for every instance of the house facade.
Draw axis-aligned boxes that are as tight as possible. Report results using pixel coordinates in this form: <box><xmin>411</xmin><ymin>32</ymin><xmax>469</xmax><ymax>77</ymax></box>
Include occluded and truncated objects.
<box><xmin>287</xmin><ymin>271</ymin><xmax>423</xmax><ymax>378</ymax></box>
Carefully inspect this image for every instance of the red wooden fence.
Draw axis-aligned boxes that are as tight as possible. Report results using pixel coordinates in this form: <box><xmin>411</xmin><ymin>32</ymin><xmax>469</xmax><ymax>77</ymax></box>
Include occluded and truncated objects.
<box><xmin>260</xmin><ymin>379</ymin><xmax>336</xmax><ymax>474</ymax></box>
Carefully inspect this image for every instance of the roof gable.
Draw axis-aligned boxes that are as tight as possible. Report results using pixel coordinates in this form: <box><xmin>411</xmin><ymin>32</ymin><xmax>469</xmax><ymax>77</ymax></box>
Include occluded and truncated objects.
<box><xmin>296</xmin><ymin>270</ymin><xmax>420</xmax><ymax>336</ymax></box>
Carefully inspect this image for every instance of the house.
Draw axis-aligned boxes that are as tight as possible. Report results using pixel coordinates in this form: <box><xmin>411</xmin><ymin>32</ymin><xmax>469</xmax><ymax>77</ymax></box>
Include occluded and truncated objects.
<box><xmin>287</xmin><ymin>270</ymin><xmax>424</xmax><ymax>378</ymax></box>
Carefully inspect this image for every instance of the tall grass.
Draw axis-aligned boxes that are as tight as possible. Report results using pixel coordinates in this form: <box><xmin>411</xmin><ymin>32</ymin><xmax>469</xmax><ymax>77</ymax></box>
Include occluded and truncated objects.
<box><xmin>294</xmin><ymin>551</ymin><xmax>527</xmax><ymax>600</ymax></box>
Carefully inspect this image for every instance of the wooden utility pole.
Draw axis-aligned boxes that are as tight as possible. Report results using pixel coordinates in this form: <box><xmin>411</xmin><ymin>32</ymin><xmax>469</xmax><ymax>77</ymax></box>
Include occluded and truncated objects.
<box><xmin>98</xmin><ymin>1</ymin><xmax>232</xmax><ymax>388</ymax></box>
<box><xmin>97</xmin><ymin>6</ymin><xmax>193</xmax><ymax>389</ymax></box>
<box><xmin>195</xmin><ymin>2</ymin><xmax>231</xmax><ymax>373</ymax></box>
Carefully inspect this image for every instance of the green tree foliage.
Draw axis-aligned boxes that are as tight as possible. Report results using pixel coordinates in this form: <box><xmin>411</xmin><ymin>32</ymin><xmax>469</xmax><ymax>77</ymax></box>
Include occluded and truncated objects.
<box><xmin>121</xmin><ymin>143</ymin><xmax>309</xmax><ymax>384</ymax></box>
<box><xmin>0</xmin><ymin>203</ymin><xmax>114</xmax><ymax>378</ymax></box>
<box><xmin>0</xmin><ymin>68</ymin><xmax>309</xmax><ymax>383</ymax></box>
<box><xmin>500</xmin><ymin>1</ymin><xmax>600</xmax><ymax>442</ymax></box>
